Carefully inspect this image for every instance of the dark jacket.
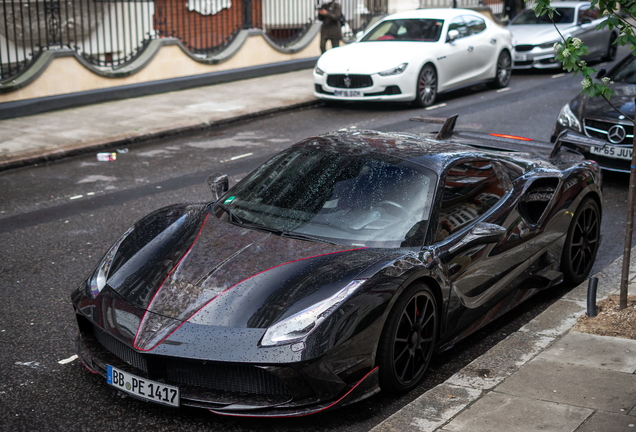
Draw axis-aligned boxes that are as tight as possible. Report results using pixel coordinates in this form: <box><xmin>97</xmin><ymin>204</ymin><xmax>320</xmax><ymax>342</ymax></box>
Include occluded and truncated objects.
<box><xmin>318</xmin><ymin>1</ymin><xmax>342</xmax><ymax>39</ymax></box>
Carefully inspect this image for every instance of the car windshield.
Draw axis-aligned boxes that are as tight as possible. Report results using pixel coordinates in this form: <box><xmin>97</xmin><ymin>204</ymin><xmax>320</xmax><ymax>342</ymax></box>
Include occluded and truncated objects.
<box><xmin>361</xmin><ymin>18</ymin><xmax>444</xmax><ymax>42</ymax></box>
<box><xmin>510</xmin><ymin>7</ymin><xmax>575</xmax><ymax>24</ymax></box>
<box><xmin>215</xmin><ymin>144</ymin><xmax>437</xmax><ymax>248</ymax></box>
<box><xmin>610</xmin><ymin>56</ymin><xmax>636</xmax><ymax>84</ymax></box>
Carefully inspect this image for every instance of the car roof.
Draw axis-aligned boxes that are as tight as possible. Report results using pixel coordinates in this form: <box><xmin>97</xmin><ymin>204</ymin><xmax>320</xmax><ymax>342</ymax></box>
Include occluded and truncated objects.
<box><xmin>292</xmin><ymin>130</ymin><xmax>548</xmax><ymax>173</ymax></box>
<box><xmin>381</xmin><ymin>8</ymin><xmax>484</xmax><ymax>21</ymax></box>
<box><xmin>522</xmin><ymin>1</ymin><xmax>587</xmax><ymax>8</ymax></box>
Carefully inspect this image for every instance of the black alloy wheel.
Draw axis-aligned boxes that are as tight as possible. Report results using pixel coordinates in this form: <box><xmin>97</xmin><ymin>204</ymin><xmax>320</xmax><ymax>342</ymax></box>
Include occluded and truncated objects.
<box><xmin>489</xmin><ymin>50</ymin><xmax>512</xmax><ymax>89</ymax></box>
<box><xmin>561</xmin><ymin>197</ymin><xmax>601</xmax><ymax>285</ymax></box>
<box><xmin>377</xmin><ymin>283</ymin><xmax>438</xmax><ymax>393</ymax></box>
<box><xmin>413</xmin><ymin>65</ymin><xmax>437</xmax><ymax>108</ymax></box>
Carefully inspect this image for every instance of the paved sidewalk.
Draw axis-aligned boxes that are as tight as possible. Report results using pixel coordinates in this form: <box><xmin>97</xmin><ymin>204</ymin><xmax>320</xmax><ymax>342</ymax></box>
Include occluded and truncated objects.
<box><xmin>0</xmin><ymin>69</ymin><xmax>318</xmax><ymax>171</ymax></box>
<box><xmin>2</xmin><ymin>67</ymin><xmax>636</xmax><ymax>431</ymax></box>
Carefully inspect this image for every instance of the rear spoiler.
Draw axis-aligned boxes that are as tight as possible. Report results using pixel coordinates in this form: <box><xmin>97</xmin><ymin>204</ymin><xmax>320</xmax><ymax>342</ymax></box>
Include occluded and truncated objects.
<box><xmin>410</xmin><ymin>115</ymin><xmax>458</xmax><ymax>140</ymax></box>
<box><xmin>550</xmin><ymin>130</ymin><xmax>608</xmax><ymax>158</ymax></box>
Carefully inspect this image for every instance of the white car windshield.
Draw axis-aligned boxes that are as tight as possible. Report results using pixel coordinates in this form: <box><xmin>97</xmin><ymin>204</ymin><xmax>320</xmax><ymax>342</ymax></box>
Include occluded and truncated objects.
<box><xmin>361</xmin><ymin>19</ymin><xmax>444</xmax><ymax>42</ymax></box>
<box><xmin>511</xmin><ymin>7</ymin><xmax>575</xmax><ymax>25</ymax></box>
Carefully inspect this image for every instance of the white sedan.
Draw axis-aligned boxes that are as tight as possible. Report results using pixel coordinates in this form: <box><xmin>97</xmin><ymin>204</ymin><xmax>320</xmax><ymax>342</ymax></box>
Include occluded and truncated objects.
<box><xmin>313</xmin><ymin>8</ymin><xmax>513</xmax><ymax>107</ymax></box>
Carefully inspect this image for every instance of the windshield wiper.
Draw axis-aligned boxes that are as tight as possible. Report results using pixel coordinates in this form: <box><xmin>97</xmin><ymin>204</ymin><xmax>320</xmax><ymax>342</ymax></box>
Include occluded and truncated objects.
<box><xmin>280</xmin><ymin>231</ymin><xmax>339</xmax><ymax>245</ymax></box>
<box><xmin>215</xmin><ymin>202</ymin><xmax>244</xmax><ymax>225</ymax></box>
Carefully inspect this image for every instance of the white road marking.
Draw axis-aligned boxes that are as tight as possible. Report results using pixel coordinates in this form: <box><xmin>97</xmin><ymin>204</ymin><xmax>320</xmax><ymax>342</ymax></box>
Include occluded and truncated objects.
<box><xmin>552</xmin><ymin>73</ymin><xmax>566</xmax><ymax>78</ymax></box>
<box><xmin>230</xmin><ymin>152</ymin><xmax>253</xmax><ymax>161</ymax></box>
<box><xmin>425</xmin><ymin>103</ymin><xmax>447</xmax><ymax>110</ymax></box>
<box><xmin>496</xmin><ymin>87</ymin><xmax>511</xmax><ymax>93</ymax></box>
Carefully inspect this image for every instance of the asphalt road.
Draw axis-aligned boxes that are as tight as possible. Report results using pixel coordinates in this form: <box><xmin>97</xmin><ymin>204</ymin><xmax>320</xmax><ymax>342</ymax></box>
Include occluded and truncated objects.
<box><xmin>0</xmin><ymin>60</ymin><xmax>633</xmax><ymax>431</ymax></box>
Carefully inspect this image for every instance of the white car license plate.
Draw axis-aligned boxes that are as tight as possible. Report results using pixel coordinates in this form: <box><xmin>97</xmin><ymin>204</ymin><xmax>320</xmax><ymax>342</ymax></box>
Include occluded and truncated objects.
<box><xmin>107</xmin><ymin>365</ymin><xmax>180</xmax><ymax>407</ymax></box>
<box><xmin>514</xmin><ymin>53</ymin><xmax>527</xmax><ymax>62</ymax></box>
<box><xmin>590</xmin><ymin>145</ymin><xmax>632</xmax><ymax>160</ymax></box>
<box><xmin>333</xmin><ymin>89</ymin><xmax>363</xmax><ymax>97</ymax></box>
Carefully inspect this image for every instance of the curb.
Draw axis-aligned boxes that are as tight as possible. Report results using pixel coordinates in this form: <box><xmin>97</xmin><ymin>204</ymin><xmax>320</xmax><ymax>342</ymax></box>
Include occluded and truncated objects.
<box><xmin>0</xmin><ymin>99</ymin><xmax>323</xmax><ymax>172</ymax></box>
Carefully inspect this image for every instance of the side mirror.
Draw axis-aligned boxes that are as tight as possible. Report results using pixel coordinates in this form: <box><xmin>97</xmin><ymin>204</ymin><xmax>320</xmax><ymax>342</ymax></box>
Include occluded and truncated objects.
<box><xmin>447</xmin><ymin>29</ymin><xmax>460</xmax><ymax>42</ymax></box>
<box><xmin>443</xmin><ymin>222</ymin><xmax>507</xmax><ymax>260</ymax></box>
<box><xmin>596</xmin><ymin>68</ymin><xmax>607</xmax><ymax>79</ymax></box>
<box><xmin>578</xmin><ymin>17</ymin><xmax>593</xmax><ymax>25</ymax></box>
<box><xmin>207</xmin><ymin>172</ymin><xmax>229</xmax><ymax>200</ymax></box>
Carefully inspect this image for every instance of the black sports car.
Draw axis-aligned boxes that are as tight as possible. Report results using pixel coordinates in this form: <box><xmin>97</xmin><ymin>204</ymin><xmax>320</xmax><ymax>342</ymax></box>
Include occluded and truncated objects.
<box><xmin>72</xmin><ymin>118</ymin><xmax>602</xmax><ymax>417</ymax></box>
<box><xmin>551</xmin><ymin>53</ymin><xmax>636</xmax><ymax>173</ymax></box>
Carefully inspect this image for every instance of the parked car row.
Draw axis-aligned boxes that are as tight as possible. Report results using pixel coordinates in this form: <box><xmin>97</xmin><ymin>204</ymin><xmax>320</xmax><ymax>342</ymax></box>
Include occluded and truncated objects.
<box><xmin>314</xmin><ymin>3</ymin><xmax>628</xmax><ymax>172</ymax></box>
<box><xmin>71</xmin><ymin>4</ymin><xmax>624</xmax><ymax>420</ymax></box>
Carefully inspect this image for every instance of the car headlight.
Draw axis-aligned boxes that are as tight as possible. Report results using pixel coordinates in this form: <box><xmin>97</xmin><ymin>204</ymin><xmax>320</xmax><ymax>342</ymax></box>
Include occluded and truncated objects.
<box><xmin>88</xmin><ymin>226</ymin><xmax>135</xmax><ymax>298</ymax></box>
<box><xmin>378</xmin><ymin>63</ymin><xmax>408</xmax><ymax>76</ymax></box>
<box><xmin>315</xmin><ymin>66</ymin><xmax>325</xmax><ymax>76</ymax></box>
<box><xmin>557</xmin><ymin>103</ymin><xmax>582</xmax><ymax>132</ymax></box>
<box><xmin>538</xmin><ymin>40</ymin><xmax>558</xmax><ymax>49</ymax></box>
<box><xmin>260</xmin><ymin>279</ymin><xmax>367</xmax><ymax>346</ymax></box>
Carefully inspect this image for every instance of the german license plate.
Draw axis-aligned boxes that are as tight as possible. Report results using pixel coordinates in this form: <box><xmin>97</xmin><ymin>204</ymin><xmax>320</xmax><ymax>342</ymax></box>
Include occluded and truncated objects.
<box><xmin>107</xmin><ymin>365</ymin><xmax>180</xmax><ymax>407</ymax></box>
<box><xmin>333</xmin><ymin>89</ymin><xmax>363</xmax><ymax>97</ymax></box>
<box><xmin>590</xmin><ymin>145</ymin><xmax>632</xmax><ymax>160</ymax></box>
<box><xmin>514</xmin><ymin>53</ymin><xmax>527</xmax><ymax>62</ymax></box>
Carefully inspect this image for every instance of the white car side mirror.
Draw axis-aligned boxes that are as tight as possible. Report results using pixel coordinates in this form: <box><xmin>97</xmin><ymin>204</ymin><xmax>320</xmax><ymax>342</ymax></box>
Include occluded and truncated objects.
<box><xmin>447</xmin><ymin>29</ymin><xmax>460</xmax><ymax>42</ymax></box>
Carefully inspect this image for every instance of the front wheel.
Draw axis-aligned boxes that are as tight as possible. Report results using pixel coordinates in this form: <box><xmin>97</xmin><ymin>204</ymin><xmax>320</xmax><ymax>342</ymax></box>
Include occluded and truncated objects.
<box><xmin>412</xmin><ymin>65</ymin><xmax>437</xmax><ymax>108</ymax></box>
<box><xmin>377</xmin><ymin>283</ymin><xmax>438</xmax><ymax>393</ymax></box>
<box><xmin>561</xmin><ymin>197</ymin><xmax>601</xmax><ymax>285</ymax></box>
<box><xmin>489</xmin><ymin>50</ymin><xmax>512</xmax><ymax>89</ymax></box>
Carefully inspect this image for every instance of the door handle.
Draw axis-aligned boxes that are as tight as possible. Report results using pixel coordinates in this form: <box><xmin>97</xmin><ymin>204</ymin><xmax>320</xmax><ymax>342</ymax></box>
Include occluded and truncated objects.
<box><xmin>467</xmin><ymin>46</ymin><xmax>474</xmax><ymax>52</ymax></box>
<box><xmin>490</xmin><ymin>38</ymin><xmax>497</xmax><ymax>44</ymax></box>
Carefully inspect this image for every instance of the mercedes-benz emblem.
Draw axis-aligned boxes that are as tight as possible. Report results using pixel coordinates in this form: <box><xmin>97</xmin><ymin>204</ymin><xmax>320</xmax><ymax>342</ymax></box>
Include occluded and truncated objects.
<box><xmin>607</xmin><ymin>124</ymin><xmax>627</xmax><ymax>143</ymax></box>
<box><xmin>344</xmin><ymin>76</ymin><xmax>352</xmax><ymax>88</ymax></box>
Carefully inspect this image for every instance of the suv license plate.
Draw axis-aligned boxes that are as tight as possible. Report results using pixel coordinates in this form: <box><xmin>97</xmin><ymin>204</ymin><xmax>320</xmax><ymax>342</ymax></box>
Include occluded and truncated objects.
<box><xmin>107</xmin><ymin>365</ymin><xmax>180</xmax><ymax>407</ymax></box>
<box><xmin>590</xmin><ymin>145</ymin><xmax>632</xmax><ymax>160</ymax></box>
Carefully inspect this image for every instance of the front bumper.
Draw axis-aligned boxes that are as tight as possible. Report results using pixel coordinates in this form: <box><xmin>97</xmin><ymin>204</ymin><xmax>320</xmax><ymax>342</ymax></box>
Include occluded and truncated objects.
<box><xmin>74</xmin><ymin>316</ymin><xmax>380</xmax><ymax>417</ymax></box>
<box><xmin>551</xmin><ymin>126</ymin><xmax>631</xmax><ymax>173</ymax></box>
<box><xmin>313</xmin><ymin>70</ymin><xmax>417</xmax><ymax>102</ymax></box>
<box><xmin>513</xmin><ymin>47</ymin><xmax>560</xmax><ymax>69</ymax></box>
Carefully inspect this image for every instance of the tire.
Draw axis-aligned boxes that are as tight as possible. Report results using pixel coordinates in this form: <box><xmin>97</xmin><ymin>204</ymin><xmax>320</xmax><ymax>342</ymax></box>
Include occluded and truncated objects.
<box><xmin>489</xmin><ymin>50</ymin><xmax>512</xmax><ymax>89</ymax></box>
<box><xmin>603</xmin><ymin>33</ymin><xmax>618</xmax><ymax>62</ymax></box>
<box><xmin>412</xmin><ymin>65</ymin><xmax>437</xmax><ymax>108</ymax></box>
<box><xmin>377</xmin><ymin>283</ymin><xmax>438</xmax><ymax>393</ymax></box>
<box><xmin>561</xmin><ymin>197</ymin><xmax>601</xmax><ymax>285</ymax></box>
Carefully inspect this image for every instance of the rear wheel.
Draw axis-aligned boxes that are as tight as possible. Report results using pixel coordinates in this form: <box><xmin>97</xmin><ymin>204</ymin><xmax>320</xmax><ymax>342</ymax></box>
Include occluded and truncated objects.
<box><xmin>561</xmin><ymin>197</ymin><xmax>601</xmax><ymax>285</ymax></box>
<box><xmin>489</xmin><ymin>50</ymin><xmax>512</xmax><ymax>89</ymax></box>
<box><xmin>377</xmin><ymin>283</ymin><xmax>438</xmax><ymax>393</ymax></box>
<box><xmin>413</xmin><ymin>65</ymin><xmax>437</xmax><ymax>108</ymax></box>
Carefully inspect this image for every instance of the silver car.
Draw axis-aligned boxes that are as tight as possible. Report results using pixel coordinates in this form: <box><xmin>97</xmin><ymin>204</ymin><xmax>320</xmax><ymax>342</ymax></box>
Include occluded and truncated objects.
<box><xmin>508</xmin><ymin>1</ymin><xmax>618</xmax><ymax>69</ymax></box>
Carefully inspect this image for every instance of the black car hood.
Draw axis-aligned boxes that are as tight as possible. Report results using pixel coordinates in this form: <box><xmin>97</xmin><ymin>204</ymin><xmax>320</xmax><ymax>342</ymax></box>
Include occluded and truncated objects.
<box><xmin>100</xmin><ymin>207</ymin><xmax>390</xmax><ymax>351</ymax></box>
<box><xmin>578</xmin><ymin>82</ymin><xmax>636</xmax><ymax>121</ymax></box>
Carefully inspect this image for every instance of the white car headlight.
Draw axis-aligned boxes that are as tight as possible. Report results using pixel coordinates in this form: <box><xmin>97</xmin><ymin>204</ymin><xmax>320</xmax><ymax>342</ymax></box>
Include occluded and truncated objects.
<box><xmin>378</xmin><ymin>63</ymin><xmax>408</xmax><ymax>76</ymax></box>
<box><xmin>557</xmin><ymin>103</ymin><xmax>582</xmax><ymax>132</ymax></box>
<box><xmin>538</xmin><ymin>40</ymin><xmax>559</xmax><ymax>50</ymax></box>
<box><xmin>260</xmin><ymin>279</ymin><xmax>367</xmax><ymax>347</ymax></box>
<box><xmin>315</xmin><ymin>66</ymin><xmax>325</xmax><ymax>76</ymax></box>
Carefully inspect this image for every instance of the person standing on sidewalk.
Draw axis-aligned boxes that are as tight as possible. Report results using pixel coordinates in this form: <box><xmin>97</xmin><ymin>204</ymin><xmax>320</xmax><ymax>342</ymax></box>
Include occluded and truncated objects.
<box><xmin>318</xmin><ymin>1</ymin><xmax>342</xmax><ymax>53</ymax></box>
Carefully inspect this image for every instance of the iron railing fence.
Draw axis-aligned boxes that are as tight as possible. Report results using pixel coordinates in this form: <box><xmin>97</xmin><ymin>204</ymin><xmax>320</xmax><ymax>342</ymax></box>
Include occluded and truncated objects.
<box><xmin>0</xmin><ymin>0</ymin><xmax>389</xmax><ymax>82</ymax></box>
<box><xmin>419</xmin><ymin>0</ymin><xmax>504</xmax><ymax>15</ymax></box>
